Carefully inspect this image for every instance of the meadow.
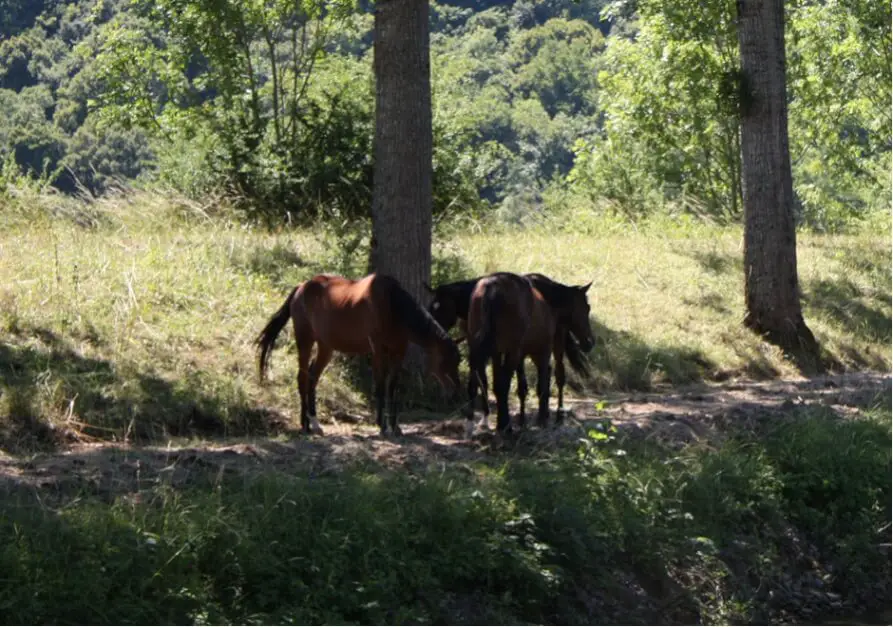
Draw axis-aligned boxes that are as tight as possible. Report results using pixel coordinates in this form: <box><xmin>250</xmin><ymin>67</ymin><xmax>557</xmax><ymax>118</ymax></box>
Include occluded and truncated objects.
<box><xmin>1</xmin><ymin>193</ymin><xmax>889</xmax><ymax>443</ymax></box>
<box><xmin>0</xmin><ymin>193</ymin><xmax>890</xmax><ymax>624</ymax></box>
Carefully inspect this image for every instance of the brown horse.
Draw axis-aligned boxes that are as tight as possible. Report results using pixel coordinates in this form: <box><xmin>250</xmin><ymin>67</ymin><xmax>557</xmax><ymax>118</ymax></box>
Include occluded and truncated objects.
<box><xmin>427</xmin><ymin>273</ymin><xmax>594</xmax><ymax>427</ymax></box>
<box><xmin>256</xmin><ymin>273</ymin><xmax>461</xmax><ymax>436</ymax></box>
<box><xmin>465</xmin><ymin>272</ymin><xmax>556</xmax><ymax>435</ymax></box>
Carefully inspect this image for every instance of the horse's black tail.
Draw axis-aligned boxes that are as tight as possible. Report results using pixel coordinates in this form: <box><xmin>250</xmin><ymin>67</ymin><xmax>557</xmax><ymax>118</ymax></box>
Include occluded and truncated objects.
<box><xmin>474</xmin><ymin>288</ymin><xmax>501</xmax><ymax>360</ymax></box>
<box><xmin>256</xmin><ymin>285</ymin><xmax>299</xmax><ymax>382</ymax></box>
<box><xmin>564</xmin><ymin>331</ymin><xmax>592</xmax><ymax>377</ymax></box>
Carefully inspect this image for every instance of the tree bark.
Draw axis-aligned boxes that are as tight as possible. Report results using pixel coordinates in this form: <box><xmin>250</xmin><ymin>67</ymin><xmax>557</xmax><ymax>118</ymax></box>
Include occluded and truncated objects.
<box><xmin>737</xmin><ymin>0</ymin><xmax>820</xmax><ymax>362</ymax></box>
<box><xmin>369</xmin><ymin>0</ymin><xmax>432</xmax><ymax>306</ymax></box>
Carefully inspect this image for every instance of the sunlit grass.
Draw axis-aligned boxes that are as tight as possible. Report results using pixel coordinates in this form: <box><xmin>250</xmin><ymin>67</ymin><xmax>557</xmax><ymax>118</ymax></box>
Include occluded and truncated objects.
<box><xmin>442</xmin><ymin>216</ymin><xmax>890</xmax><ymax>388</ymax></box>
<box><xmin>1</xmin><ymin>193</ymin><xmax>889</xmax><ymax>443</ymax></box>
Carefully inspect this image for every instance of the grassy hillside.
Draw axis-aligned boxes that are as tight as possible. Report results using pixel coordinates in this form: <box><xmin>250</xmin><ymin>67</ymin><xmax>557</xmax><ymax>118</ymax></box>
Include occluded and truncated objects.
<box><xmin>0</xmin><ymin>194</ymin><xmax>889</xmax><ymax>446</ymax></box>
<box><xmin>0</xmin><ymin>195</ymin><xmax>890</xmax><ymax>624</ymax></box>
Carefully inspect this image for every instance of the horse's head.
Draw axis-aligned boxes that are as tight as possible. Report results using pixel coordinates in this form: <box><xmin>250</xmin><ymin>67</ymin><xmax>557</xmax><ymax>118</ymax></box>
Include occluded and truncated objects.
<box><xmin>567</xmin><ymin>281</ymin><xmax>595</xmax><ymax>353</ymax></box>
<box><xmin>425</xmin><ymin>282</ymin><xmax>462</xmax><ymax>332</ymax></box>
<box><xmin>428</xmin><ymin>335</ymin><xmax>462</xmax><ymax>396</ymax></box>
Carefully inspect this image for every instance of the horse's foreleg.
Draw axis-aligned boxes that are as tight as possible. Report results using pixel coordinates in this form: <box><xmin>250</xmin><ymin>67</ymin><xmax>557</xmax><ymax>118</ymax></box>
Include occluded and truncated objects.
<box><xmin>464</xmin><ymin>346</ymin><xmax>481</xmax><ymax>438</ymax></box>
<box><xmin>385</xmin><ymin>361</ymin><xmax>402</xmax><ymax>437</ymax></box>
<box><xmin>551</xmin><ymin>332</ymin><xmax>567</xmax><ymax>424</ymax></box>
<box><xmin>307</xmin><ymin>344</ymin><xmax>332</xmax><ymax>435</ymax></box>
<box><xmin>533</xmin><ymin>351</ymin><xmax>552</xmax><ymax>428</ymax></box>
<box><xmin>554</xmin><ymin>352</ymin><xmax>567</xmax><ymax>425</ymax></box>
<box><xmin>465</xmin><ymin>343</ymin><xmax>492</xmax><ymax>437</ymax></box>
<box><xmin>372</xmin><ymin>353</ymin><xmax>387</xmax><ymax>435</ymax></box>
<box><xmin>296</xmin><ymin>336</ymin><xmax>314</xmax><ymax>434</ymax></box>
<box><xmin>515</xmin><ymin>360</ymin><xmax>528</xmax><ymax>430</ymax></box>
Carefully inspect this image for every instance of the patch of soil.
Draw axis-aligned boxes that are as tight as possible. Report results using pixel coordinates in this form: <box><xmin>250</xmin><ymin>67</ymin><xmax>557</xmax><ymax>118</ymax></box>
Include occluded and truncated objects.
<box><xmin>0</xmin><ymin>371</ymin><xmax>888</xmax><ymax>503</ymax></box>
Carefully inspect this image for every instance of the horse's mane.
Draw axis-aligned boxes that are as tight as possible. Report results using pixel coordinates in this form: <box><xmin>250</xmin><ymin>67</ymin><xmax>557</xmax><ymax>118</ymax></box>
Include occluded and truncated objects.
<box><xmin>525</xmin><ymin>272</ymin><xmax>573</xmax><ymax>309</ymax></box>
<box><xmin>388</xmin><ymin>278</ymin><xmax>452</xmax><ymax>344</ymax></box>
<box><xmin>563</xmin><ymin>331</ymin><xmax>591</xmax><ymax>376</ymax></box>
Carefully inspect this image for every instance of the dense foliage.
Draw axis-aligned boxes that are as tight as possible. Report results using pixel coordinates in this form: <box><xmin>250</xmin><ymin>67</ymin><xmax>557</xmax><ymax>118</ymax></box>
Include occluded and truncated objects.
<box><xmin>0</xmin><ymin>0</ymin><xmax>889</xmax><ymax>229</ymax></box>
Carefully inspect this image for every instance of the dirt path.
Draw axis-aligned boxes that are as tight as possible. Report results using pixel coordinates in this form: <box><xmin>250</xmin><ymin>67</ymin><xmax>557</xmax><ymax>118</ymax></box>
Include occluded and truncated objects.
<box><xmin>1</xmin><ymin>371</ymin><xmax>889</xmax><ymax>502</ymax></box>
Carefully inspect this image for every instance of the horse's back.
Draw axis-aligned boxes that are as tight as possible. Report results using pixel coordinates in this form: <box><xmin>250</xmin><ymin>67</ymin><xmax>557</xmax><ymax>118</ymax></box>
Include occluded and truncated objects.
<box><xmin>292</xmin><ymin>274</ymin><xmax>382</xmax><ymax>353</ymax></box>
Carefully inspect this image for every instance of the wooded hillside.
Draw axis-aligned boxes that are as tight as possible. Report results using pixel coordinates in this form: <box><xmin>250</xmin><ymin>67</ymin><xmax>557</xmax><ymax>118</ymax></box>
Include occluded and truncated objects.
<box><xmin>1</xmin><ymin>0</ymin><xmax>889</xmax><ymax>230</ymax></box>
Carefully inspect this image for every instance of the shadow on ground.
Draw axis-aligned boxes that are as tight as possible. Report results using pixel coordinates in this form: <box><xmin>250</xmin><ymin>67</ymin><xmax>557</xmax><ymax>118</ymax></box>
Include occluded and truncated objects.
<box><xmin>557</xmin><ymin>316</ymin><xmax>782</xmax><ymax>396</ymax></box>
<box><xmin>0</xmin><ymin>326</ymin><xmax>288</xmax><ymax>452</ymax></box>
<box><xmin>3</xmin><ymin>372</ymin><xmax>887</xmax><ymax>501</ymax></box>
<box><xmin>804</xmin><ymin>277</ymin><xmax>891</xmax><ymax>346</ymax></box>
<box><xmin>0</xmin><ymin>371</ymin><xmax>888</xmax><ymax>625</ymax></box>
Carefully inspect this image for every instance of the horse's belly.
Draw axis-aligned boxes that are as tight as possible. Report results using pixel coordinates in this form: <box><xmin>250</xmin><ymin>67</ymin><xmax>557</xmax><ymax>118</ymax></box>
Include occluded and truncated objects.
<box><xmin>310</xmin><ymin>309</ymin><xmax>378</xmax><ymax>354</ymax></box>
<box><xmin>324</xmin><ymin>335</ymin><xmax>375</xmax><ymax>354</ymax></box>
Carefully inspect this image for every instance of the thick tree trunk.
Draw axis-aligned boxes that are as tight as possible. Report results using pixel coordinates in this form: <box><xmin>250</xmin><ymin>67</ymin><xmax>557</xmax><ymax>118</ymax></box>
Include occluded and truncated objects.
<box><xmin>369</xmin><ymin>0</ymin><xmax>432</xmax><ymax>306</ymax></box>
<box><xmin>737</xmin><ymin>0</ymin><xmax>819</xmax><ymax>361</ymax></box>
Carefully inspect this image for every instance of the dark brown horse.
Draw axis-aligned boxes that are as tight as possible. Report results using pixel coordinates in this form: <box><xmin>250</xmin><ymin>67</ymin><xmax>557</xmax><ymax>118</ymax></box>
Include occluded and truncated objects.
<box><xmin>464</xmin><ymin>272</ymin><xmax>556</xmax><ymax>435</ymax></box>
<box><xmin>427</xmin><ymin>272</ymin><xmax>594</xmax><ymax>427</ymax></box>
<box><xmin>256</xmin><ymin>273</ymin><xmax>461</xmax><ymax>436</ymax></box>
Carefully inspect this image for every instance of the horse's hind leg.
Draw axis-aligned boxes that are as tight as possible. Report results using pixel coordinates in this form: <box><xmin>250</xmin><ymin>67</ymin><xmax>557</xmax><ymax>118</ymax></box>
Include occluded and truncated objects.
<box><xmin>295</xmin><ymin>334</ymin><xmax>314</xmax><ymax>434</ymax></box>
<box><xmin>494</xmin><ymin>353</ymin><xmax>515</xmax><ymax>434</ymax></box>
<box><xmin>515</xmin><ymin>360</ymin><xmax>528</xmax><ymax>430</ymax></box>
<box><xmin>307</xmin><ymin>344</ymin><xmax>333</xmax><ymax>435</ymax></box>
<box><xmin>533</xmin><ymin>351</ymin><xmax>552</xmax><ymax>428</ymax></box>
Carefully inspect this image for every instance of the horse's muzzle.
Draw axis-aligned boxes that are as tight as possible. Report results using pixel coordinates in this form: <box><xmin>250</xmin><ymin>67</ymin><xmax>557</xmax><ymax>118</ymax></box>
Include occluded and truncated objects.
<box><xmin>572</xmin><ymin>332</ymin><xmax>595</xmax><ymax>353</ymax></box>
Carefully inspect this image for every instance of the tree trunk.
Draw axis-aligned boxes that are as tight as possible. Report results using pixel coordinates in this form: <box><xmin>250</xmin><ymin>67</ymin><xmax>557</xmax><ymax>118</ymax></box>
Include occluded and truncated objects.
<box><xmin>737</xmin><ymin>0</ymin><xmax>820</xmax><ymax>363</ymax></box>
<box><xmin>369</xmin><ymin>0</ymin><xmax>432</xmax><ymax>306</ymax></box>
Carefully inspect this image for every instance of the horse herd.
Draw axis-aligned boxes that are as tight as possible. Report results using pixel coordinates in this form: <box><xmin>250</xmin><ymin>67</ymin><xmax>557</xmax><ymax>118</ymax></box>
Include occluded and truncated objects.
<box><xmin>255</xmin><ymin>271</ymin><xmax>595</xmax><ymax>439</ymax></box>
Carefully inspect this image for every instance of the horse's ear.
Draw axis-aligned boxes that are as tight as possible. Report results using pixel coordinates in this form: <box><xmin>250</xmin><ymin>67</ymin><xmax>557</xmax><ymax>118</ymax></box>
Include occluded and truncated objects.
<box><xmin>578</xmin><ymin>281</ymin><xmax>593</xmax><ymax>293</ymax></box>
<box><xmin>423</xmin><ymin>282</ymin><xmax>435</xmax><ymax>294</ymax></box>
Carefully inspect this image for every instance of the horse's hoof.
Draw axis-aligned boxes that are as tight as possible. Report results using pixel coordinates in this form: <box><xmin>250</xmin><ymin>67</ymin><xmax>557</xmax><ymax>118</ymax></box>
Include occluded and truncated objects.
<box><xmin>392</xmin><ymin>426</ymin><xmax>403</xmax><ymax>437</ymax></box>
<box><xmin>310</xmin><ymin>418</ymin><xmax>324</xmax><ymax>436</ymax></box>
<box><xmin>379</xmin><ymin>427</ymin><xmax>388</xmax><ymax>437</ymax></box>
<box><xmin>464</xmin><ymin>420</ymin><xmax>476</xmax><ymax>440</ymax></box>
<box><xmin>478</xmin><ymin>418</ymin><xmax>490</xmax><ymax>431</ymax></box>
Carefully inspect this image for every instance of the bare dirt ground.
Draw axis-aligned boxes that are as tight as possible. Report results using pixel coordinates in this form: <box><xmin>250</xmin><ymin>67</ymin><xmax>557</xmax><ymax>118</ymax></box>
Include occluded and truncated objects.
<box><xmin>1</xmin><ymin>371</ymin><xmax>889</xmax><ymax>502</ymax></box>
